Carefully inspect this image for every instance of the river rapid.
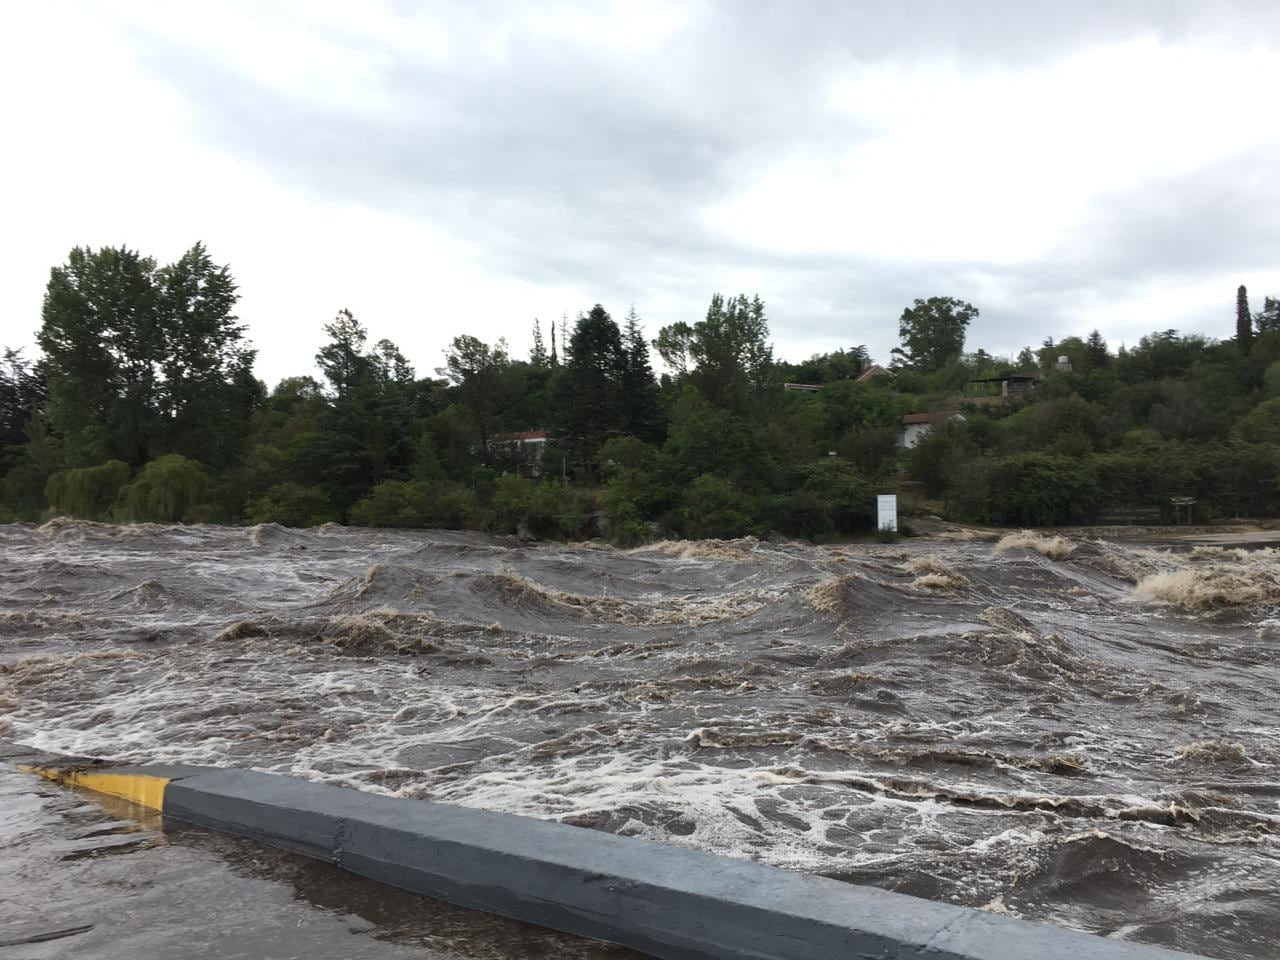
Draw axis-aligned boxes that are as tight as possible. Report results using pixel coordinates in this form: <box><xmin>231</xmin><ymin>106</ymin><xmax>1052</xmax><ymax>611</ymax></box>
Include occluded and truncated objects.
<box><xmin>3</xmin><ymin>520</ymin><xmax>1280</xmax><ymax>959</ymax></box>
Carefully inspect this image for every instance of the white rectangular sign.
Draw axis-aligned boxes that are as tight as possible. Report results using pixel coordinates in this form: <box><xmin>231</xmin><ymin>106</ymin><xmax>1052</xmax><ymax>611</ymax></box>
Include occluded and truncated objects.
<box><xmin>877</xmin><ymin>494</ymin><xmax>898</xmax><ymax>532</ymax></box>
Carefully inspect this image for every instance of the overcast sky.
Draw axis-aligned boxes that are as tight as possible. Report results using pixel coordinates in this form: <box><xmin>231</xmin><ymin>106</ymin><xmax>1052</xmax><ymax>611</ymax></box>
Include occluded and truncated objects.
<box><xmin>4</xmin><ymin>1</ymin><xmax>1279</xmax><ymax>386</ymax></box>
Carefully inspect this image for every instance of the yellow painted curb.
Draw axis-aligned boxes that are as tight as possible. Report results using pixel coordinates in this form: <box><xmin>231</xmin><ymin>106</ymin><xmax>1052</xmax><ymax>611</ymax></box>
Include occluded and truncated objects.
<box><xmin>18</xmin><ymin>765</ymin><xmax>170</xmax><ymax>811</ymax></box>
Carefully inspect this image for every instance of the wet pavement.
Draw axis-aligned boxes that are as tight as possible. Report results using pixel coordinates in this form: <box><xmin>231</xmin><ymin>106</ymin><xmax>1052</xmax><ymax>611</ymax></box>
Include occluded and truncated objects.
<box><xmin>0</xmin><ymin>766</ymin><xmax>640</xmax><ymax>959</ymax></box>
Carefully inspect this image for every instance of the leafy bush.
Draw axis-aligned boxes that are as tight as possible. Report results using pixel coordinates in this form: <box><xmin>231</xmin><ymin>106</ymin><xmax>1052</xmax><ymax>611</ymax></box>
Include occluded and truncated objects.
<box><xmin>246</xmin><ymin>483</ymin><xmax>339</xmax><ymax>527</ymax></box>
<box><xmin>492</xmin><ymin>475</ymin><xmax>533</xmax><ymax>527</ymax></box>
<box><xmin>660</xmin><ymin>388</ymin><xmax>767</xmax><ymax>489</ymax></box>
<box><xmin>1232</xmin><ymin>398</ymin><xmax>1280</xmax><ymax>445</ymax></box>
<box><xmin>45</xmin><ymin>460</ymin><xmax>131</xmax><ymax>520</ymax></box>
<box><xmin>600</xmin><ymin>488</ymin><xmax>648</xmax><ymax>545</ymax></box>
<box><xmin>493</xmin><ymin>476</ymin><xmax>590</xmax><ymax>538</ymax></box>
<box><xmin>953</xmin><ymin>453</ymin><xmax>1100</xmax><ymax>526</ymax></box>
<box><xmin>680</xmin><ymin>474</ymin><xmax>755</xmax><ymax>539</ymax></box>
<box><xmin>798</xmin><ymin>458</ymin><xmax>875</xmax><ymax>533</ymax></box>
<box><xmin>349</xmin><ymin>480</ymin><xmax>434</xmax><ymax>527</ymax></box>
<box><xmin>349</xmin><ymin>479</ymin><xmax>485</xmax><ymax>530</ymax></box>
<box><xmin>536</xmin><ymin>481</ymin><xmax>592</xmax><ymax>538</ymax></box>
<box><xmin>598</xmin><ymin>436</ymin><xmax>659</xmax><ymax>476</ymax></box>
<box><xmin>432</xmin><ymin>487</ymin><xmax>483</xmax><ymax>530</ymax></box>
<box><xmin>907</xmin><ymin>420</ymin><xmax>972</xmax><ymax>499</ymax></box>
<box><xmin>1263</xmin><ymin>361</ymin><xmax>1280</xmax><ymax>399</ymax></box>
<box><xmin>768</xmin><ymin>488</ymin><xmax>833</xmax><ymax>540</ymax></box>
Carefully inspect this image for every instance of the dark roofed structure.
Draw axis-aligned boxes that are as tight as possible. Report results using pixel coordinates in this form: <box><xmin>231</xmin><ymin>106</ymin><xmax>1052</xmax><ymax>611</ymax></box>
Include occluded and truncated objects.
<box><xmin>965</xmin><ymin>374</ymin><xmax>1038</xmax><ymax>400</ymax></box>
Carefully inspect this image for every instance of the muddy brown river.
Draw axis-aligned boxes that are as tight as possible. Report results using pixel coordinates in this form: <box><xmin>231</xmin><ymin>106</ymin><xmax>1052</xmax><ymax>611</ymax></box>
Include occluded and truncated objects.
<box><xmin>2</xmin><ymin>520</ymin><xmax>1279</xmax><ymax>958</ymax></box>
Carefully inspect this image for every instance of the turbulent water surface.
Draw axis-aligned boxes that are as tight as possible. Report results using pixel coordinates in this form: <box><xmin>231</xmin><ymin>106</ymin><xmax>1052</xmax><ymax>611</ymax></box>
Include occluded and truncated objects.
<box><xmin>3</xmin><ymin>520</ymin><xmax>1280</xmax><ymax>959</ymax></box>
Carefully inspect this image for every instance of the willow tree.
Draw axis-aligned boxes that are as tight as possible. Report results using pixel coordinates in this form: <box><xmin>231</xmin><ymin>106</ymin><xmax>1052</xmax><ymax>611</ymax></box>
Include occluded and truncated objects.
<box><xmin>45</xmin><ymin>460</ymin><xmax>131</xmax><ymax>520</ymax></box>
<box><xmin>114</xmin><ymin>453</ymin><xmax>212</xmax><ymax>522</ymax></box>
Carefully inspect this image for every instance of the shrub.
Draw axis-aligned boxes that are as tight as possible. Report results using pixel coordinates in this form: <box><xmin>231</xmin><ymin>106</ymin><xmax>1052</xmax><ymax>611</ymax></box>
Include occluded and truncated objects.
<box><xmin>1263</xmin><ymin>360</ymin><xmax>1280</xmax><ymax>399</ymax></box>
<box><xmin>1232</xmin><ymin>398</ymin><xmax>1280</xmax><ymax>445</ymax></box>
<box><xmin>45</xmin><ymin>460</ymin><xmax>131</xmax><ymax>520</ymax></box>
<box><xmin>349</xmin><ymin>480</ymin><xmax>434</xmax><ymax>527</ymax></box>
<box><xmin>493</xmin><ymin>476</ymin><xmax>590</xmax><ymax>539</ymax></box>
<box><xmin>598</xmin><ymin>436</ymin><xmax>659</xmax><ymax>476</ymax></box>
<box><xmin>246</xmin><ymin>483</ymin><xmax>339</xmax><ymax>527</ymax></box>
<box><xmin>768</xmin><ymin>489</ymin><xmax>833</xmax><ymax>540</ymax></box>
<box><xmin>492</xmin><ymin>475</ymin><xmax>533</xmax><ymax>530</ymax></box>
<box><xmin>601</xmin><ymin>495</ymin><xmax>648</xmax><ymax>545</ymax></box>
<box><xmin>431</xmin><ymin>487</ymin><xmax>482</xmax><ymax>530</ymax></box>
<box><xmin>907</xmin><ymin>420</ymin><xmax>972</xmax><ymax>499</ymax></box>
<box><xmin>348</xmin><ymin>480</ymin><xmax>484</xmax><ymax>530</ymax></box>
<box><xmin>680</xmin><ymin>474</ymin><xmax>755</xmax><ymax>539</ymax></box>
<box><xmin>798</xmin><ymin>458</ymin><xmax>875</xmax><ymax>533</ymax></box>
<box><xmin>956</xmin><ymin>453</ymin><xmax>1100</xmax><ymax>526</ymax></box>
<box><xmin>531</xmin><ymin>481</ymin><xmax>590</xmax><ymax>539</ymax></box>
<box><xmin>600</xmin><ymin>476</ymin><xmax>654</xmax><ymax>545</ymax></box>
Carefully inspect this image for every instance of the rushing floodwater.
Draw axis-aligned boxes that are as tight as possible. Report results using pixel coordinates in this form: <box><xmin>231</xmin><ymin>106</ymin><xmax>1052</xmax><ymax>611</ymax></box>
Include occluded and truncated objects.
<box><xmin>2</xmin><ymin>520</ymin><xmax>1279</xmax><ymax>959</ymax></box>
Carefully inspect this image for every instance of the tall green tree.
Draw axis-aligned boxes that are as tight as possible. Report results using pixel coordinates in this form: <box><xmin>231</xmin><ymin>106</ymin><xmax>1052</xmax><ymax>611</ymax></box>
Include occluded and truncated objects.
<box><xmin>554</xmin><ymin>305</ymin><xmax>625</xmax><ymax>466</ymax></box>
<box><xmin>1256</xmin><ymin>296</ymin><xmax>1280</xmax><ymax>335</ymax></box>
<box><xmin>1084</xmin><ymin>330</ymin><xmax>1110</xmax><ymax>370</ymax></box>
<box><xmin>0</xmin><ymin>349</ymin><xmax>46</xmax><ymax>475</ymax></box>
<box><xmin>440</xmin><ymin>335</ymin><xmax>511</xmax><ymax>464</ymax></box>
<box><xmin>530</xmin><ymin>318</ymin><xmax>549</xmax><ymax>367</ymax></box>
<box><xmin>36</xmin><ymin>244</ymin><xmax>255</xmax><ymax>468</ymax></box>
<box><xmin>619</xmin><ymin>307</ymin><xmax>664</xmax><ymax>442</ymax></box>
<box><xmin>783</xmin><ymin>346</ymin><xmax>871</xmax><ymax>384</ymax></box>
<box><xmin>38</xmin><ymin>246</ymin><xmax>159</xmax><ymax>466</ymax></box>
<box><xmin>890</xmin><ymin>296</ymin><xmax>978</xmax><ymax>372</ymax></box>
<box><xmin>154</xmin><ymin>244</ymin><xmax>258</xmax><ymax>465</ymax></box>
<box><xmin>298</xmin><ymin>311</ymin><xmax>418</xmax><ymax>512</ymax></box>
<box><xmin>655</xmin><ymin>293</ymin><xmax>774</xmax><ymax>412</ymax></box>
<box><xmin>316</xmin><ymin>308</ymin><xmax>368</xmax><ymax>396</ymax></box>
<box><xmin>1237</xmin><ymin>284</ymin><xmax>1253</xmax><ymax>354</ymax></box>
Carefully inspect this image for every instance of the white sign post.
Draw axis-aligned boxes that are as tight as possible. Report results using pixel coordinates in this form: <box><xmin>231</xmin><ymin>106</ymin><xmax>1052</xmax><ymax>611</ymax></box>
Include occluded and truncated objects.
<box><xmin>876</xmin><ymin>494</ymin><xmax>898</xmax><ymax>533</ymax></box>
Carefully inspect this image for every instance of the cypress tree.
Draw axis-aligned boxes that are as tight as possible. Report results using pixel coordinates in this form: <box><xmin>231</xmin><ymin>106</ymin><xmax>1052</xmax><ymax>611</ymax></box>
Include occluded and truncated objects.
<box><xmin>530</xmin><ymin>318</ymin><xmax>549</xmax><ymax>367</ymax></box>
<box><xmin>620</xmin><ymin>307</ymin><xmax>665</xmax><ymax>442</ymax></box>
<box><xmin>1257</xmin><ymin>296</ymin><xmax>1280</xmax><ymax>335</ymax></box>
<box><xmin>553</xmin><ymin>305</ymin><xmax>625</xmax><ymax>469</ymax></box>
<box><xmin>1084</xmin><ymin>330</ymin><xmax>1110</xmax><ymax>369</ymax></box>
<box><xmin>1237</xmin><ymin>285</ymin><xmax>1253</xmax><ymax>354</ymax></box>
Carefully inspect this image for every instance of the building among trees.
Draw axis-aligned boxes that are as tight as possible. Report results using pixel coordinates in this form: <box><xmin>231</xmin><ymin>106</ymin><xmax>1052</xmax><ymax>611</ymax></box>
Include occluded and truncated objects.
<box><xmin>898</xmin><ymin>412</ymin><xmax>966</xmax><ymax>449</ymax></box>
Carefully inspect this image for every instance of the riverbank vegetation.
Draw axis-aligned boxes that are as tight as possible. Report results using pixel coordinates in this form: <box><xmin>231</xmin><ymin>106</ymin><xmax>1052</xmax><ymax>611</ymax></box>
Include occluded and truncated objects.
<box><xmin>2</xmin><ymin>245</ymin><xmax>1279</xmax><ymax>539</ymax></box>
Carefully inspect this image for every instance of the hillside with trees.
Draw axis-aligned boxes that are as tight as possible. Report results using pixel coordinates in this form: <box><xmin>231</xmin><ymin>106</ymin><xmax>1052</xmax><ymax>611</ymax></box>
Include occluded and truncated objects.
<box><xmin>3</xmin><ymin>244</ymin><xmax>1279</xmax><ymax>539</ymax></box>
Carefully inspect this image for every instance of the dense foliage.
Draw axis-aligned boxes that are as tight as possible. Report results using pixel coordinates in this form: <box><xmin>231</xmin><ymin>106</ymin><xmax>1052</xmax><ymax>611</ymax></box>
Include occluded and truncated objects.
<box><xmin>3</xmin><ymin>245</ymin><xmax>1279</xmax><ymax>537</ymax></box>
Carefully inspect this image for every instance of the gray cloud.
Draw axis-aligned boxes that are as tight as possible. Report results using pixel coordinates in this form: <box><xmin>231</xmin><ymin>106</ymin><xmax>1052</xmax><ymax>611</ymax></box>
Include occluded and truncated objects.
<box><xmin>116</xmin><ymin>2</ymin><xmax>1280</xmax><ymax>370</ymax></box>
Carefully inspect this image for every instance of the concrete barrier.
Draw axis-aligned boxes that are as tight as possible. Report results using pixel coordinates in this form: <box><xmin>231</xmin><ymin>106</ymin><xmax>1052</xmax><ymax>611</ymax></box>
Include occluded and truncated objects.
<box><xmin>7</xmin><ymin>743</ymin><xmax>1204</xmax><ymax>960</ymax></box>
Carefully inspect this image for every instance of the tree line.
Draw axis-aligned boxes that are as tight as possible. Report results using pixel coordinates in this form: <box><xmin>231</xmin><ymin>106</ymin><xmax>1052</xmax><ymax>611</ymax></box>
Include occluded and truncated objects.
<box><xmin>2</xmin><ymin>244</ymin><xmax>1279</xmax><ymax>538</ymax></box>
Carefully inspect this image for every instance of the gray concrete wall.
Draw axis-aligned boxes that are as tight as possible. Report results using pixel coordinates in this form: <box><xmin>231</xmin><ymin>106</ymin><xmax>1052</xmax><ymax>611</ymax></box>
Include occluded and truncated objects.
<box><xmin>5</xmin><ymin>742</ymin><xmax>1204</xmax><ymax>960</ymax></box>
<box><xmin>162</xmin><ymin>767</ymin><xmax>1204</xmax><ymax>960</ymax></box>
